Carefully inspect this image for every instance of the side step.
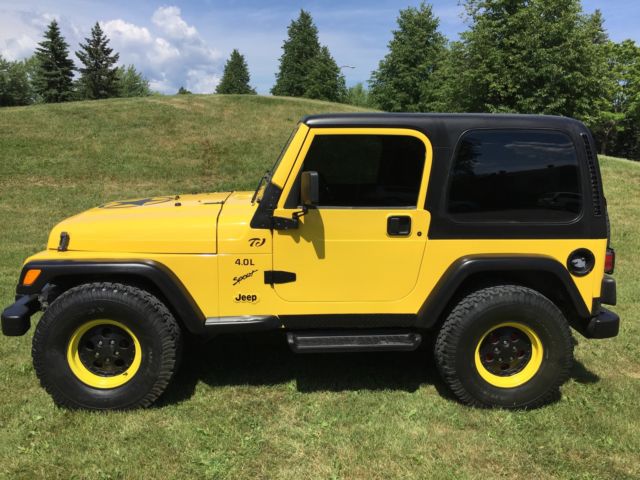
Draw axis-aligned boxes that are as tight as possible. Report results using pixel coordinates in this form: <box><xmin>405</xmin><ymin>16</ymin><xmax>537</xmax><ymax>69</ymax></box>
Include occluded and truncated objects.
<box><xmin>287</xmin><ymin>330</ymin><xmax>422</xmax><ymax>354</ymax></box>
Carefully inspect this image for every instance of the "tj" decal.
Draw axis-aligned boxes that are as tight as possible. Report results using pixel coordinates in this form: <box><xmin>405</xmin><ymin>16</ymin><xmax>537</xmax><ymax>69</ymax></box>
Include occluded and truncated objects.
<box><xmin>248</xmin><ymin>238</ymin><xmax>266</xmax><ymax>247</ymax></box>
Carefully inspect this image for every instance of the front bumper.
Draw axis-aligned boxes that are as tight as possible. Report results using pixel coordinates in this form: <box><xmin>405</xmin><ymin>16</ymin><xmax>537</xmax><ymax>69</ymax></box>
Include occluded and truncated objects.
<box><xmin>1</xmin><ymin>294</ymin><xmax>40</xmax><ymax>336</ymax></box>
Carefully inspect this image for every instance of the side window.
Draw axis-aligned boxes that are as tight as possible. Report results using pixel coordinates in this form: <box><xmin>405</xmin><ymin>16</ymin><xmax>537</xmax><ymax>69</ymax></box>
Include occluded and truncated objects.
<box><xmin>448</xmin><ymin>130</ymin><xmax>582</xmax><ymax>222</ymax></box>
<box><xmin>302</xmin><ymin>134</ymin><xmax>426</xmax><ymax>207</ymax></box>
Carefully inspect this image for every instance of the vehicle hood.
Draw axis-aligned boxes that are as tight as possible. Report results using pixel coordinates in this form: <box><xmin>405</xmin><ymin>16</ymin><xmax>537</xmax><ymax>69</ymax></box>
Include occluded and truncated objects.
<box><xmin>47</xmin><ymin>192</ymin><xmax>232</xmax><ymax>254</ymax></box>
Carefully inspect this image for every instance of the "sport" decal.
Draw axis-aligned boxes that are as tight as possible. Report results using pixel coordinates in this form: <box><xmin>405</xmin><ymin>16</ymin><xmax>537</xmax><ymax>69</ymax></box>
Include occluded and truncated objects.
<box><xmin>232</xmin><ymin>269</ymin><xmax>258</xmax><ymax>286</ymax></box>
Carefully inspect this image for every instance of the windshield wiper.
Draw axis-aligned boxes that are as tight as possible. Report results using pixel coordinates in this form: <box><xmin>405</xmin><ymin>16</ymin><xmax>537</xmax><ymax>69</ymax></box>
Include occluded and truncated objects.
<box><xmin>251</xmin><ymin>170</ymin><xmax>270</xmax><ymax>204</ymax></box>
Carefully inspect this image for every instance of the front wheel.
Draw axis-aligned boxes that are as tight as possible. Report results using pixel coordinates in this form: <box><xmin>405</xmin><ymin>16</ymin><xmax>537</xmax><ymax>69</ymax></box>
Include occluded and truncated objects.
<box><xmin>32</xmin><ymin>282</ymin><xmax>182</xmax><ymax>410</ymax></box>
<box><xmin>435</xmin><ymin>285</ymin><xmax>573</xmax><ymax>409</ymax></box>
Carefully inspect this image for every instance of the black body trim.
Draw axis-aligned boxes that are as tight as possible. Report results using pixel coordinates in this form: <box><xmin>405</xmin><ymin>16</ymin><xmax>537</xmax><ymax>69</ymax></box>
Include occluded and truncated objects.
<box><xmin>279</xmin><ymin>314</ymin><xmax>416</xmax><ymax>329</ymax></box>
<box><xmin>416</xmin><ymin>255</ymin><xmax>591</xmax><ymax>328</ymax></box>
<box><xmin>250</xmin><ymin>182</ymin><xmax>282</xmax><ymax>229</ymax></box>
<box><xmin>1</xmin><ymin>294</ymin><xmax>39</xmax><ymax>336</ymax></box>
<box><xmin>204</xmin><ymin>315</ymin><xmax>280</xmax><ymax>333</ymax></box>
<box><xmin>572</xmin><ymin>307</ymin><xmax>619</xmax><ymax>339</ymax></box>
<box><xmin>57</xmin><ymin>231</ymin><xmax>70</xmax><ymax>252</ymax></box>
<box><xmin>600</xmin><ymin>275</ymin><xmax>616</xmax><ymax>306</ymax></box>
<box><xmin>15</xmin><ymin>260</ymin><xmax>207</xmax><ymax>333</ymax></box>
<box><xmin>264</xmin><ymin>270</ymin><xmax>296</xmax><ymax>285</ymax></box>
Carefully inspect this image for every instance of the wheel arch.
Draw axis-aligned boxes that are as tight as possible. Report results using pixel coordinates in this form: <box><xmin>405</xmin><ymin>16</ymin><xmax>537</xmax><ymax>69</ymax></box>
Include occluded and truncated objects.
<box><xmin>17</xmin><ymin>260</ymin><xmax>206</xmax><ymax>334</ymax></box>
<box><xmin>417</xmin><ymin>255</ymin><xmax>591</xmax><ymax>330</ymax></box>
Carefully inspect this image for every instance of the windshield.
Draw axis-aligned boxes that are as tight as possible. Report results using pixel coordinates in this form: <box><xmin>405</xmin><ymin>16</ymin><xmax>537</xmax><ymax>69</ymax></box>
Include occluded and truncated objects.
<box><xmin>253</xmin><ymin>123</ymin><xmax>300</xmax><ymax>203</ymax></box>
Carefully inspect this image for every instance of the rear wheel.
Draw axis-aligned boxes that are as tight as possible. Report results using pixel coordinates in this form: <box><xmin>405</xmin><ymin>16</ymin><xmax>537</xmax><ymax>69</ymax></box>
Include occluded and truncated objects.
<box><xmin>435</xmin><ymin>285</ymin><xmax>573</xmax><ymax>409</ymax></box>
<box><xmin>32</xmin><ymin>282</ymin><xmax>181</xmax><ymax>410</ymax></box>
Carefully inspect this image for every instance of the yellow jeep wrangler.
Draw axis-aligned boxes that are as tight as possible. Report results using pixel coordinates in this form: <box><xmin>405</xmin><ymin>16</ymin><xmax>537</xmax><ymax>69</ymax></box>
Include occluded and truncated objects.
<box><xmin>2</xmin><ymin>113</ymin><xmax>618</xmax><ymax>410</ymax></box>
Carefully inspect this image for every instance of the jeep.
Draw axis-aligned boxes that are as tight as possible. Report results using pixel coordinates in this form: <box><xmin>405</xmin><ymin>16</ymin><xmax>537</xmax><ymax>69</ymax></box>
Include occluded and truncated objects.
<box><xmin>2</xmin><ymin>113</ymin><xmax>618</xmax><ymax>410</ymax></box>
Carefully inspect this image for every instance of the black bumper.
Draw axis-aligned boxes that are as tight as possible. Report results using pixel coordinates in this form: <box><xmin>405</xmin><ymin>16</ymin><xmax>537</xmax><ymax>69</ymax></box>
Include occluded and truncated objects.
<box><xmin>574</xmin><ymin>306</ymin><xmax>620</xmax><ymax>339</ymax></box>
<box><xmin>1</xmin><ymin>294</ymin><xmax>40</xmax><ymax>336</ymax></box>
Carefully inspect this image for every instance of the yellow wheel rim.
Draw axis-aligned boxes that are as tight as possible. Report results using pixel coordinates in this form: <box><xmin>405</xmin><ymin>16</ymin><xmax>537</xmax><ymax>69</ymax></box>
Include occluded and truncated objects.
<box><xmin>67</xmin><ymin>319</ymin><xmax>142</xmax><ymax>389</ymax></box>
<box><xmin>474</xmin><ymin>322</ymin><xmax>543</xmax><ymax>388</ymax></box>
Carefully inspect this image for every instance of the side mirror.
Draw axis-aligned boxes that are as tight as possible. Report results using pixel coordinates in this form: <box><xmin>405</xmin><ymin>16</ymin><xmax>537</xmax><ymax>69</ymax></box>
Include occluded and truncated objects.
<box><xmin>301</xmin><ymin>171</ymin><xmax>319</xmax><ymax>207</ymax></box>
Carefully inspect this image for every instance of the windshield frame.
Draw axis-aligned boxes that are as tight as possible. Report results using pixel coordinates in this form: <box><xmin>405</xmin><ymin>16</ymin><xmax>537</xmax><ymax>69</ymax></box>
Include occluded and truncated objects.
<box><xmin>253</xmin><ymin>123</ymin><xmax>300</xmax><ymax>203</ymax></box>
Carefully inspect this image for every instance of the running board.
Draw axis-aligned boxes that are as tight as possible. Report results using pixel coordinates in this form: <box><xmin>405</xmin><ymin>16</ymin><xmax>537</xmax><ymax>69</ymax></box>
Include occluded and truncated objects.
<box><xmin>286</xmin><ymin>330</ymin><xmax>422</xmax><ymax>353</ymax></box>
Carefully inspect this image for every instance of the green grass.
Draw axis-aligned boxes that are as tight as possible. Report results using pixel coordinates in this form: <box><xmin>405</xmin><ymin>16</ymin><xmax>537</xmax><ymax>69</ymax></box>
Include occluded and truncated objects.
<box><xmin>0</xmin><ymin>95</ymin><xmax>638</xmax><ymax>479</ymax></box>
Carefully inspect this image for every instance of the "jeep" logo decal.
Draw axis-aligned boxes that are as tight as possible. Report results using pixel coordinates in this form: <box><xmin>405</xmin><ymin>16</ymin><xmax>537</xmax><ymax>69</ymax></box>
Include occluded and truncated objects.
<box><xmin>234</xmin><ymin>293</ymin><xmax>258</xmax><ymax>303</ymax></box>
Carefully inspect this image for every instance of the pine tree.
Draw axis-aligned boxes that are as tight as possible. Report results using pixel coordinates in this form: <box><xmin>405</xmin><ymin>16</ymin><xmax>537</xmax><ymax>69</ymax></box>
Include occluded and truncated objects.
<box><xmin>216</xmin><ymin>49</ymin><xmax>256</xmax><ymax>94</ymax></box>
<box><xmin>115</xmin><ymin>65</ymin><xmax>151</xmax><ymax>97</ymax></box>
<box><xmin>76</xmin><ymin>22</ymin><xmax>120</xmax><ymax>99</ymax></box>
<box><xmin>304</xmin><ymin>46</ymin><xmax>346</xmax><ymax>102</ymax></box>
<box><xmin>177</xmin><ymin>86</ymin><xmax>192</xmax><ymax>94</ymax></box>
<box><xmin>369</xmin><ymin>2</ymin><xmax>446</xmax><ymax>112</ymax></box>
<box><xmin>271</xmin><ymin>10</ymin><xmax>321</xmax><ymax>97</ymax></box>
<box><xmin>33</xmin><ymin>20</ymin><xmax>75</xmax><ymax>103</ymax></box>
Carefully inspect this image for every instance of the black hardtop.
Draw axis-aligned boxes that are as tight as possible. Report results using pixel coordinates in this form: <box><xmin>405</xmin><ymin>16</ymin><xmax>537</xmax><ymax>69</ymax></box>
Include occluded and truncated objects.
<box><xmin>302</xmin><ymin>112</ymin><xmax>606</xmax><ymax>240</ymax></box>
<box><xmin>302</xmin><ymin>113</ymin><xmax>589</xmax><ymax>149</ymax></box>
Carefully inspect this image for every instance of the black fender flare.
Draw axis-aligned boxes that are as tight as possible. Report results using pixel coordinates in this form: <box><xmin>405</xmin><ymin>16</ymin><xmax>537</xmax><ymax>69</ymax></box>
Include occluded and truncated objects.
<box><xmin>416</xmin><ymin>254</ymin><xmax>591</xmax><ymax>329</ymax></box>
<box><xmin>16</xmin><ymin>260</ymin><xmax>206</xmax><ymax>333</ymax></box>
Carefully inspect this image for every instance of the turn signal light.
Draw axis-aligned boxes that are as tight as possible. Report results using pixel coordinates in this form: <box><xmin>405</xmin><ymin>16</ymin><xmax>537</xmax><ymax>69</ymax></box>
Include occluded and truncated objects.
<box><xmin>605</xmin><ymin>248</ymin><xmax>615</xmax><ymax>274</ymax></box>
<box><xmin>22</xmin><ymin>269</ymin><xmax>41</xmax><ymax>286</ymax></box>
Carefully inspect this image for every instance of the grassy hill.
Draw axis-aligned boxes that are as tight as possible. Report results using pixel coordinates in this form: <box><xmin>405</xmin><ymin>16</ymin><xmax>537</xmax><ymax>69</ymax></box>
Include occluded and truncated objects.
<box><xmin>0</xmin><ymin>95</ymin><xmax>638</xmax><ymax>479</ymax></box>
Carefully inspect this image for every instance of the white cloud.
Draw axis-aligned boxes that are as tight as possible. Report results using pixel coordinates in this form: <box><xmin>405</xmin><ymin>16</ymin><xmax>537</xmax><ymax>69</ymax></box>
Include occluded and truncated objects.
<box><xmin>101</xmin><ymin>6</ymin><xmax>221</xmax><ymax>94</ymax></box>
<box><xmin>102</xmin><ymin>19</ymin><xmax>153</xmax><ymax>45</ymax></box>
<box><xmin>152</xmin><ymin>6</ymin><xmax>197</xmax><ymax>40</ymax></box>
<box><xmin>0</xmin><ymin>11</ymin><xmax>54</xmax><ymax>60</ymax></box>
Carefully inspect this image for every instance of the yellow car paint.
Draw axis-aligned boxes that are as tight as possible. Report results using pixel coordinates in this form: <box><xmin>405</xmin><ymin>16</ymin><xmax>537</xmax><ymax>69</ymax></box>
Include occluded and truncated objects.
<box><xmin>474</xmin><ymin>322</ymin><xmax>544</xmax><ymax>388</ymax></box>
<box><xmin>66</xmin><ymin>319</ymin><xmax>142</xmax><ymax>389</ymax></box>
<box><xmin>46</xmin><ymin>192</ymin><xmax>231</xmax><ymax>254</ymax></box>
<box><xmin>23</xmin><ymin>123</ymin><xmax>605</xmax><ymax>322</ymax></box>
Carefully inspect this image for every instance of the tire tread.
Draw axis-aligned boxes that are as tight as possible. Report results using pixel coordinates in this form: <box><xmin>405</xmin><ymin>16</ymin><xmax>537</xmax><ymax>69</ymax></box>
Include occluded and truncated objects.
<box><xmin>32</xmin><ymin>282</ymin><xmax>181</xmax><ymax>410</ymax></box>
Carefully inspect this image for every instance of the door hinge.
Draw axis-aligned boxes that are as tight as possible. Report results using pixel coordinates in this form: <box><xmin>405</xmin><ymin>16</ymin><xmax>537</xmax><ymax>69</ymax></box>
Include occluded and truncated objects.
<box><xmin>264</xmin><ymin>270</ymin><xmax>296</xmax><ymax>285</ymax></box>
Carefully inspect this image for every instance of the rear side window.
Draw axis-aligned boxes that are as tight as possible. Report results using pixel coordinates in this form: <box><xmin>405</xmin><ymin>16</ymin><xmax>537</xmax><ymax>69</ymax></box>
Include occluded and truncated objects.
<box><xmin>302</xmin><ymin>134</ymin><xmax>426</xmax><ymax>207</ymax></box>
<box><xmin>448</xmin><ymin>130</ymin><xmax>581</xmax><ymax>222</ymax></box>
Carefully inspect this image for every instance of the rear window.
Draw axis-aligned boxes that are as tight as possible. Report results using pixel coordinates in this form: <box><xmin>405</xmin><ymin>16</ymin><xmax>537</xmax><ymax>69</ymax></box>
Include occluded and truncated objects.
<box><xmin>447</xmin><ymin>130</ymin><xmax>581</xmax><ymax>222</ymax></box>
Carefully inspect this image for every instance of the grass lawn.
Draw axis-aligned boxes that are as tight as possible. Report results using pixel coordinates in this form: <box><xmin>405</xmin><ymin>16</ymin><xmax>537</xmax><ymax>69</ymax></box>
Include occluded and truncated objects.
<box><xmin>0</xmin><ymin>95</ymin><xmax>638</xmax><ymax>479</ymax></box>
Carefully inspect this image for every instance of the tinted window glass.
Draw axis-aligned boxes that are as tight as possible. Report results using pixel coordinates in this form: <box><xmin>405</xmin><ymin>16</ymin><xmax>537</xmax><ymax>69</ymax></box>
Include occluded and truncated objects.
<box><xmin>302</xmin><ymin>135</ymin><xmax>426</xmax><ymax>207</ymax></box>
<box><xmin>448</xmin><ymin>130</ymin><xmax>581</xmax><ymax>222</ymax></box>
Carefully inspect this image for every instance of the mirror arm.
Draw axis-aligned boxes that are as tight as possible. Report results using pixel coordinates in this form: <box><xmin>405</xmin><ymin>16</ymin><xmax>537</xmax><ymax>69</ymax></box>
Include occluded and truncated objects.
<box><xmin>271</xmin><ymin>206</ymin><xmax>308</xmax><ymax>231</ymax></box>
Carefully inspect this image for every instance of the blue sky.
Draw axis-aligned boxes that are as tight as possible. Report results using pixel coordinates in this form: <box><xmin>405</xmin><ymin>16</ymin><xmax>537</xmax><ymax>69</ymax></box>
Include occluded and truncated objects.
<box><xmin>1</xmin><ymin>1</ymin><xmax>638</xmax><ymax>94</ymax></box>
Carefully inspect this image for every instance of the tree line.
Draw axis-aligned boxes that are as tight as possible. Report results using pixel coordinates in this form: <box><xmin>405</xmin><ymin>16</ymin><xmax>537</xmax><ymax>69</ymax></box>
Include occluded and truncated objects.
<box><xmin>2</xmin><ymin>1</ymin><xmax>639</xmax><ymax>159</ymax></box>
<box><xmin>271</xmin><ymin>2</ymin><xmax>640</xmax><ymax>160</ymax></box>
<box><xmin>1</xmin><ymin>20</ymin><xmax>151</xmax><ymax>105</ymax></box>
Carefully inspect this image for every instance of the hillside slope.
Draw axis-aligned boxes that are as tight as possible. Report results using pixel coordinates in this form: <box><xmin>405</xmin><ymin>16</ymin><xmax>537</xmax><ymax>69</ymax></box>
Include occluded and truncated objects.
<box><xmin>0</xmin><ymin>95</ymin><xmax>638</xmax><ymax>479</ymax></box>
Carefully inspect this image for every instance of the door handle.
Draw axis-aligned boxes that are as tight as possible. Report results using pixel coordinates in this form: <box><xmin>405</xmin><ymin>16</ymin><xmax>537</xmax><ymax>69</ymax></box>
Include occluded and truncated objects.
<box><xmin>387</xmin><ymin>215</ymin><xmax>411</xmax><ymax>236</ymax></box>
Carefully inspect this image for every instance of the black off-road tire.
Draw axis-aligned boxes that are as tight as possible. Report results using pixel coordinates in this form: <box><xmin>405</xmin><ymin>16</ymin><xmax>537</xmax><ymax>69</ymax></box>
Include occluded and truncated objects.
<box><xmin>32</xmin><ymin>282</ymin><xmax>182</xmax><ymax>410</ymax></box>
<box><xmin>435</xmin><ymin>285</ymin><xmax>573</xmax><ymax>409</ymax></box>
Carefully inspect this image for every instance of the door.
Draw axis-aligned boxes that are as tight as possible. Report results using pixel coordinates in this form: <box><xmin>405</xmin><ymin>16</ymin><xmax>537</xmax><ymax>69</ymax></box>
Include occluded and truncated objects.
<box><xmin>272</xmin><ymin>128</ymin><xmax>432</xmax><ymax>303</ymax></box>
